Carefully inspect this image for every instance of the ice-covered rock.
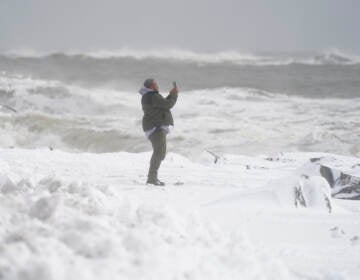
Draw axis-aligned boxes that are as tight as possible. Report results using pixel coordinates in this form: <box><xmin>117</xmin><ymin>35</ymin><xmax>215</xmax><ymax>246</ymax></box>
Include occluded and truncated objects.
<box><xmin>295</xmin><ymin>175</ymin><xmax>332</xmax><ymax>213</ymax></box>
<box><xmin>309</xmin><ymin>156</ymin><xmax>360</xmax><ymax>200</ymax></box>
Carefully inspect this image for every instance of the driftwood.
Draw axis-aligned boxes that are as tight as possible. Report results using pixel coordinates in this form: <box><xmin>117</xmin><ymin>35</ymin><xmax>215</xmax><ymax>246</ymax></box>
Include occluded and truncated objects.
<box><xmin>206</xmin><ymin>150</ymin><xmax>221</xmax><ymax>164</ymax></box>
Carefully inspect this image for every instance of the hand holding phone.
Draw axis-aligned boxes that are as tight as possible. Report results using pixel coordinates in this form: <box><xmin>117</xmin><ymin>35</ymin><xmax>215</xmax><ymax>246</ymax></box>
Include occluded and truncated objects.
<box><xmin>170</xmin><ymin>81</ymin><xmax>179</xmax><ymax>94</ymax></box>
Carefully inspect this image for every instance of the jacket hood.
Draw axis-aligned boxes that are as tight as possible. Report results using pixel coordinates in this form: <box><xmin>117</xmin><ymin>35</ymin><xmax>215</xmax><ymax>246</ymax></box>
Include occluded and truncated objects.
<box><xmin>139</xmin><ymin>87</ymin><xmax>156</xmax><ymax>96</ymax></box>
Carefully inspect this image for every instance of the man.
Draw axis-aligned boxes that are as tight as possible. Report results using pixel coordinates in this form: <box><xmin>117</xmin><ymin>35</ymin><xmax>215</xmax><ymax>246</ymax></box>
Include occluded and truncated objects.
<box><xmin>139</xmin><ymin>78</ymin><xmax>179</xmax><ymax>186</ymax></box>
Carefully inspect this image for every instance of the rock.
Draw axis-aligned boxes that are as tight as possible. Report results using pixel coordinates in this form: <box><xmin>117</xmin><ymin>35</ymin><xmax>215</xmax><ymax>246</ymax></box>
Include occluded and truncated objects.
<box><xmin>308</xmin><ymin>156</ymin><xmax>360</xmax><ymax>200</ymax></box>
<box><xmin>295</xmin><ymin>175</ymin><xmax>332</xmax><ymax>213</ymax></box>
<box><xmin>320</xmin><ymin>165</ymin><xmax>335</xmax><ymax>187</ymax></box>
<box><xmin>320</xmin><ymin>165</ymin><xmax>360</xmax><ymax>200</ymax></box>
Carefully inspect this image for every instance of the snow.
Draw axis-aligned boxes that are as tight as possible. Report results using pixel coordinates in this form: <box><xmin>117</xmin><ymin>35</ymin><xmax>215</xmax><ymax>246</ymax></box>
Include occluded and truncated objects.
<box><xmin>0</xmin><ymin>148</ymin><xmax>360</xmax><ymax>279</ymax></box>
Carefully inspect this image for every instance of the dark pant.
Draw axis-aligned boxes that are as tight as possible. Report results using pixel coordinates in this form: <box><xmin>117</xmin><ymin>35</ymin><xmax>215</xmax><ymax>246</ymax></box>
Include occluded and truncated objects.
<box><xmin>148</xmin><ymin>129</ymin><xmax>167</xmax><ymax>180</ymax></box>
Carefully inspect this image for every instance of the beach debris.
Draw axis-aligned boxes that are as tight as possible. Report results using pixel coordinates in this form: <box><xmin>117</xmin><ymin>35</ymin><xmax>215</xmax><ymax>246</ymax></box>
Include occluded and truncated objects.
<box><xmin>330</xmin><ymin>226</ymin><xmax>345</xmax><ymax>238</ymax></box>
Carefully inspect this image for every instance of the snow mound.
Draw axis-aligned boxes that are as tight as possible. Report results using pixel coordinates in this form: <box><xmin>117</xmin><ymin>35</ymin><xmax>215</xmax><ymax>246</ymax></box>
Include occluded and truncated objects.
<box><xmin>0</xmin><ymin>174</ymin><xmax>291</xmax><ymax>280</ymax></box>
<box><xmin>263</xmin><ymin>162</ymin><xmax>333</xmax><ymax>212</ymax></box>
<box><xmin>209</xmin><ymin>166</ymin><xmax>332</xmax><ymax>213</ymax></box>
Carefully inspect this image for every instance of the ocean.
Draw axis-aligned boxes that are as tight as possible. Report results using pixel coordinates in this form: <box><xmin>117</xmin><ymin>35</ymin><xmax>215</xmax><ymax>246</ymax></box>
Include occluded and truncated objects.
<box><xmin>0</xmin><ymin>49</ymin><xmax>359</xmax><ymax>158</ymax></box>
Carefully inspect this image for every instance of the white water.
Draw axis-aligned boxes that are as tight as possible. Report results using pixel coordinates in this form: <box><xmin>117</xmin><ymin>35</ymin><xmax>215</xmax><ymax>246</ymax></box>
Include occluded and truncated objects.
<box><xmin>0</xmin><ymin>74</ymin><xmax>359</xmax><ymax>157</ymax></box>
<box><xmin>4</xmin><ymin>48</ymin><xmax>360</xmax><ymax>65</ymax></box>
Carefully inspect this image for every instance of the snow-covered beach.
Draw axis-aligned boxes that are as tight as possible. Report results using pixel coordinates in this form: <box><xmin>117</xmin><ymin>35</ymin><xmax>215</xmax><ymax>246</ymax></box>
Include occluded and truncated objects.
<box><xmin>0</xmin><ymin>50</ymin><xmax>359</xmax><ymax>279</ymax></box>
<box><xmin>1</xmin><ymin>148</ymin><xmax>359</xmax><ymax>279</ymax></box>
<box><xmin>1</xmin><ymin>0</ymin><xmax>360</xmax><ymax>277</ymax></box>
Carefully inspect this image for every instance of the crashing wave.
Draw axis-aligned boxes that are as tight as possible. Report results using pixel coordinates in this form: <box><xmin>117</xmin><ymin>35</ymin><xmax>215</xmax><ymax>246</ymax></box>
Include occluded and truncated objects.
<box><xmin>308</xmin><ymin>49</ymin><xmax>360</xmax><ymax>65</ymax></box>
<box><xmin>0</xmin><ymin>73</ymin><xmax>359</xmax><ymax>157</ymax></box>
<box><xmin>2</xmin><ymin>48</ymin><xmax>360</xmax><ymax>66</ymax></box>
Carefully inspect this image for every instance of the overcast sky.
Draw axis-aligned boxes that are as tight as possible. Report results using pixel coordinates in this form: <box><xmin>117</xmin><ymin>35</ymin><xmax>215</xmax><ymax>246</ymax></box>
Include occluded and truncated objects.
<box><xmin>0</xmin><ymin>0</ymin><xmax>359</xmax><ymax>53</ymax></box>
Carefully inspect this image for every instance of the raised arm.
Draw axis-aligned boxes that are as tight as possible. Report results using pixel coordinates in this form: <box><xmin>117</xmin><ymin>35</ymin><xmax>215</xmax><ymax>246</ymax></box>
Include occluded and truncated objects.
<box><xmin>152</xmin><ymin>87</ymin><xmax>178</xmax><ymax>109</ymax></box>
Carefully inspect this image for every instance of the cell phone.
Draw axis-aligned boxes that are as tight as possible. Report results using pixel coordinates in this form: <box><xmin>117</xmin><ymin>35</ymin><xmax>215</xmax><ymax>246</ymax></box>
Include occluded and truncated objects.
<box><xmin>173</xmin><ymin>81</ymin><xmax>177</xmax><ymax>88</ymax></box>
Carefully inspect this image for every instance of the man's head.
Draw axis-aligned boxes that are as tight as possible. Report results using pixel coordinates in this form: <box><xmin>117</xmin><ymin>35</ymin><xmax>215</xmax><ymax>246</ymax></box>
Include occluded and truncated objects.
<box><xmin>144</xmin><ymin>78</ymin><xmax>159</xmax><ymax>91</ymax></box>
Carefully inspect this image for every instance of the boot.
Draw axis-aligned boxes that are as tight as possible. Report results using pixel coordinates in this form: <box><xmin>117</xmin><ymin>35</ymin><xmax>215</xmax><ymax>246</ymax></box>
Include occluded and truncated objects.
<box><xmin>146</xmin><ymin>178</ymin><xmax>165</xmax><ymax>186</ymax></box>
